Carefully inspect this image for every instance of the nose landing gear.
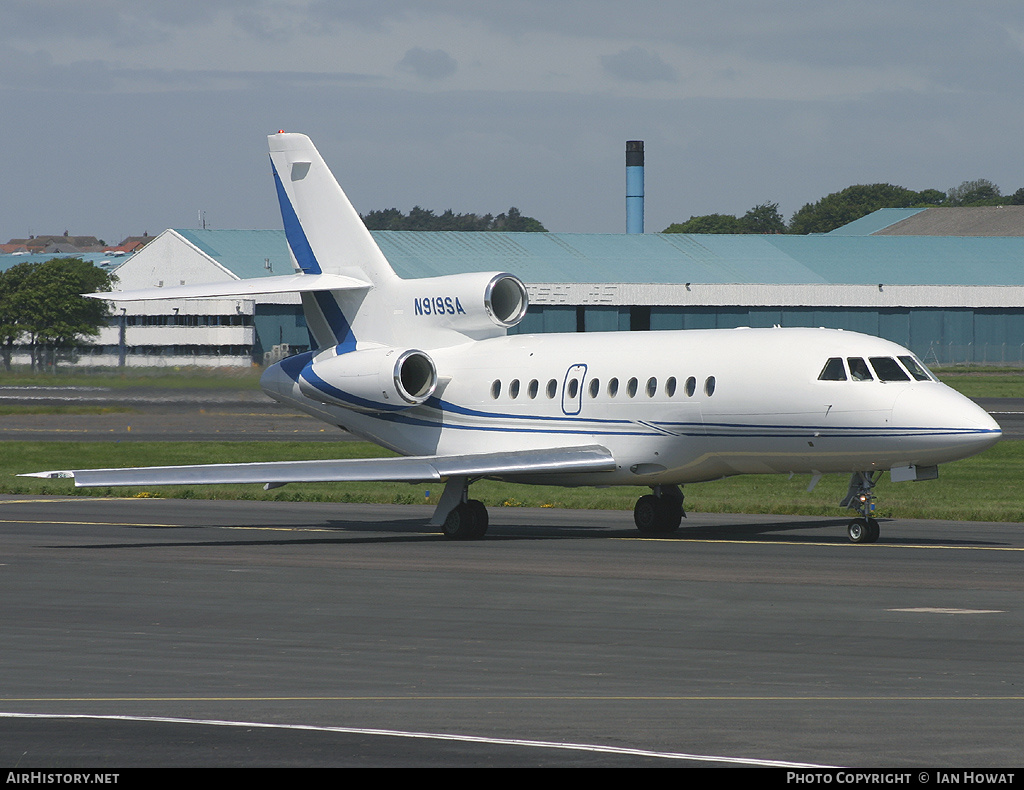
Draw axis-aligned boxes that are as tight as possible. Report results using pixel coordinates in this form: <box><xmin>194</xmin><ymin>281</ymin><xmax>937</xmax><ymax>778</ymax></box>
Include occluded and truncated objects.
<box><xmin>842</xmin><ymin>471</ymin><xmax>881</xmax><ymax>543</ymax></box>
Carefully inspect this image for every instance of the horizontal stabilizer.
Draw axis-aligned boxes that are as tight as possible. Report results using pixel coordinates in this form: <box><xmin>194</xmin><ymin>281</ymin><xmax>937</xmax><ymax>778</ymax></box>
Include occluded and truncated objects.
<box><xmin>23</xmin><ymin>445</ymin><xmax>617</xmax><ymax>488</ymax></box>
<box><xmin>88</xmin><ymin>273</ymin><xmax>371</xmax><ymax>302</ymax></box>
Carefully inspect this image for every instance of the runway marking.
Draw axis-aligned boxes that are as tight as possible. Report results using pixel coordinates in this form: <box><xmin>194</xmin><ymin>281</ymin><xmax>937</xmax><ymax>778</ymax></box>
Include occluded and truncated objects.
<box><xmin>632</xmin><ymin>537</ymin><xmax>1024</xmax><ymax>552</ymax></box>
<box><xmin>0</xmin><ymin>498</ymin><xmax>140</xmax><ymax>504</ymax></box>
<box><xmin>889</xmin><ymin>607</ymin><xmax>1004</xmax><ymax>614</ymax></box>
<box><xmin>225</xmin><ymin>526</ymin><xmax>352</xmax><ymax>533</ymax></box>
<box><xmin>4</xmin><ymin>695</ymin><xmax>1024</xmax><ymax>701</ymax></box>
<box><xmin>0</xmin><ymin>519</ymin><xmax>185</xmax><ymax>528</ymax></box>
<box><xmin>0</xmin><ymin>711</ymin><xmax>833</xmax><ymax>768</ymax></box>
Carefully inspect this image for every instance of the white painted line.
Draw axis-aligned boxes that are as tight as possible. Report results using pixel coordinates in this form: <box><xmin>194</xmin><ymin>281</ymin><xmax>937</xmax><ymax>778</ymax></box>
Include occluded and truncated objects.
<box><xmin>0</xmin><ymin>712</ymin><xmax>836</xmax><ymax>768</ymax></box>
<box><xmin>889</xmin><ymin>607</ymin><xmax>1004</xmax><ymax>614</ymax></box>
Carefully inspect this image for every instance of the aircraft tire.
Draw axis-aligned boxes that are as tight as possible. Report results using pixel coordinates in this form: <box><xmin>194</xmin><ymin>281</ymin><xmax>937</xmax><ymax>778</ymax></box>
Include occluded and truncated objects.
<box><xmin>467</xmin><ymin>499</ymin><xmax>489</xmax><ymax>537</ymax></box>
<box><xmin>848</xmin><ymin>518</ymin><xmax>873</xmax><ymax>544</ymax></box>
<box><xmin>661</xmin><ymin>497</ymin><xmax>684</xmax><ymax>531</ymax></box>
<box><xmin>848</xmin><ymin>517</ymin><xmax>881</xmax><ymax>544</ymax></box>
<box><xmin>634</xmin><ymin>495</ymin><xmax>680</xmax><ymax>535</ymax></box>
<box><xmin>442</xmin><ymin>501</ymin><xmax>488</xmax><ymax>540</ymax></box>
<box><xmin>866</xmin><ymin>517</ymin><xmax>880</xmax><ymax>543</ymax></box>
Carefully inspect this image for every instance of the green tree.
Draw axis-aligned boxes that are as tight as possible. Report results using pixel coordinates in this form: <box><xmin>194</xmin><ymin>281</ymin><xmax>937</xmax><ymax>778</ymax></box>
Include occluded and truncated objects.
<box><xmin>946</xmin><ymin>179</ymin><xmax>1001</xmax><ymax>206</ymax></box>
<box><xmin>664</xmin><ymin>203</ymin><xmax>786</xmax><ymax>234</ymax></box>
<box><xmin>916</xmin><ymin>189</ymin><xmax>946</xmax><ymax>206</ymax></box>
<box><xmin>362</xmin><ymin>206</ymin><xmax>546</xmax><ymax>232</ymax></box>
<box><xmin>492</xmin><ymin>207</ymin><xmax>547</xmax><ymax>232</ymax></box>
<box><xmin>0</xmin><ymin>261</ymin><xmax>35</xmax><ymax>371</ymax></box>
<box><xmin>739</xmin><ymin>202</ymin><xmax>786</xmax><ymax>234</ymax></box>
<box><xmin>0</xmin><ymin>257</ymin><xmax>116</xmax><ymax>371</ymax></box>
<box><xmin>789</xmin><ymin>183</ymin><xmax>924</xmax><ymax>234</ymax></box>
<box><xmin>663</xmin><ymin>213</ymin><xmax>744</xmax><ymax>234</ymax></box>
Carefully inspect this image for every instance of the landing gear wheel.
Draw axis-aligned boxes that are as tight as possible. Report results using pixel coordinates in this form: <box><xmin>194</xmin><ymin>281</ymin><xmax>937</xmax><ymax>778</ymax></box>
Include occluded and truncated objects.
<box><xmin>442</xmin><ymin>500</ymin><xmax>488</xmax><ymax>540</ymax></box>
<box><xmin>661</xmin><ymin>497</ymin><xmax>684</xmax><ymax>531</ymax></box>
<box><xmin>634</xmin><ymin>494</ymin><xmax>681</xmax><ymax>535</ymax></box>
<box><xmin>866</xmin><ymin>517</ymin><xmax>880</xmax><ymax>543</ymax></box>
<box><xmin>848</xmin><ymin>517</ymin><xmax>880</xmax><ymax>544</ymax></box>
<box><xmin>467</xmin><ymin>499</ymin><xmax>489</xmax><ymax>534</ymax></box>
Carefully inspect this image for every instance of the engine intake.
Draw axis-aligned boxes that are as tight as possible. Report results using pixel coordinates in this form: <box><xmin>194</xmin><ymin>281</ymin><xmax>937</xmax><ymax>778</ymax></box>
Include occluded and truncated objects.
<box><xmin>401</xmin><ymin>271</ymin><xmax>529</xmax><ymax>338</ymax></box>
<box><xmin>298</xmin><ymin>346</ymin><xmax>438</xmax><ymax>412</ymax></box>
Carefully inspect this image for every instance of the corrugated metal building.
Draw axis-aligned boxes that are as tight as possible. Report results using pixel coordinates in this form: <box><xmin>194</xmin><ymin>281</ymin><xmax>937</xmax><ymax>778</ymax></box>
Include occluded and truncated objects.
<box><xmin>9</xmin><ymin>207</ymin><xmax>1022</xmax><ymax>367</ymax></box>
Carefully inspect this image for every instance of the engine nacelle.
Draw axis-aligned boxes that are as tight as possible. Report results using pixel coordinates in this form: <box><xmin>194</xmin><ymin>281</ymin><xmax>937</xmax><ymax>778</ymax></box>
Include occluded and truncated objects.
<box><xmin>297</xmin><ymin>346</ymin><xmax>437</xmax><ymax>413</ymax></box>
<box><xmin>400</xmin><ymin>272</ymin><xmax>529</xmax><ymax>337</ymax></box>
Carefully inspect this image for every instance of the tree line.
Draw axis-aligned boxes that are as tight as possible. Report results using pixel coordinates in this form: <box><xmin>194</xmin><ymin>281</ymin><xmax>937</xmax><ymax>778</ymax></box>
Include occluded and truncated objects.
<box><xmin>664</xmin><ymin>179</ymin><xmax>1024</xmax><ymax>235</ymax></box>
<box><xmin>362</xmin><ymin>206</ymin><xmax>547</xmax><ymax>232</ymax></box>
<box><xmin>0</xmin><ymin>257</ymin><xmax>115</xmax><ymax>371</ymax></box>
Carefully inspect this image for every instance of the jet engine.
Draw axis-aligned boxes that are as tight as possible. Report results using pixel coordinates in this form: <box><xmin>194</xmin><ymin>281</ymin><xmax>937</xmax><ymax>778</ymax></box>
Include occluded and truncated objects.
<box><xmin>297</xmin><ymin>346</ymin><xmax>438</xmax><ymax>412</ymax></box>
<box><xmin>400</xmin><ymin>272</ymin><xmax>529</xmax><ymax>338</ymax></box>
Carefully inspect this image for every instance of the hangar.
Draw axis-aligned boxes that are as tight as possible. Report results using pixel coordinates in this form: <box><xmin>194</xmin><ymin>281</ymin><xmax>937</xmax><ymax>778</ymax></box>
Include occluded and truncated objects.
<box><xmin>78</xmin><ymin>206</ymin><xmax>1024</xmax><ymax>368</ymax></box>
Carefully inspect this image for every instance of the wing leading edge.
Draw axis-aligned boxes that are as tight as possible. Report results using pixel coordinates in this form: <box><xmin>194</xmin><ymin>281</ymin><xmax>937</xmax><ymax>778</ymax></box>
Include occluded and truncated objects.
<box><xmin>87</xmin><ymin>273</ymin><xmax>371</xmax><ymax>303</ymax></box>
<box><xmin>23</xmin><ymin>445</ymin><xmax>617</xmax><ymax>488</ymax></box>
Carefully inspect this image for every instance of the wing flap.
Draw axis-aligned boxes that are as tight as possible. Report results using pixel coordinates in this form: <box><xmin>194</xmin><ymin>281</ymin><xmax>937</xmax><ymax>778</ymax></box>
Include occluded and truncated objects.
<box><xmin>88</xmin><ymin>273</ymin><xmax>370</xmax><ymax>303</ymax></box>
<box><xmin>22</xmin><ymin>445</ymin><xmax>616</xmax><ymax>489</ymax></box>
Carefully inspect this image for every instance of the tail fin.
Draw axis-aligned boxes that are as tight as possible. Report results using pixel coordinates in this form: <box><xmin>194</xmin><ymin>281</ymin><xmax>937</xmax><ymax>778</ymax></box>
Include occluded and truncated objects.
<box><xmin>268</xmin><ymin>132</ymin><xmax>399</xmax><ymax>288</ymax></box>
<box><xmin>267</xmin><ymin>132</ymin><xmax>525</xmax><ymax>352</ymax></box>
<box><xmin>269</xmin><ymin>132</ymin><xmax>401</xmax><ymax>350</ymax></box>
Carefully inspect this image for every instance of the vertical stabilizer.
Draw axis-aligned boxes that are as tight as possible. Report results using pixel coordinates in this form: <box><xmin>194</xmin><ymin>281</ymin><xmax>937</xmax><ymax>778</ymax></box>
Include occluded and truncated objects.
<box><xmin>268</xmin><ymin>132</ymin><xmax>399</xmax><ymax>287</ymax></box>
<box><xmin>268</xmin><ymin>132</ymin><xmax>401</xmax><ymax>350</ymax></box>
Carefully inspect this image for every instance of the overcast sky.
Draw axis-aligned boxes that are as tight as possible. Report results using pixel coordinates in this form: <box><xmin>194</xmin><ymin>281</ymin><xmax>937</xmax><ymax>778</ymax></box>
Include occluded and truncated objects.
<box><xmin>3</xmin><ymin>1</ymin><xmax>1024</xmax><ymax>244</ymax></box>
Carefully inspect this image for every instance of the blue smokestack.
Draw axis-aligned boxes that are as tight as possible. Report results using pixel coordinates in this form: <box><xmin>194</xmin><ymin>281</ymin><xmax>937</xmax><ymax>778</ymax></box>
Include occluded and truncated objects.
<box><xmin>626</xmin><ymin>140</ymin><xmax>644</xmax><ymax>234</ymax></box>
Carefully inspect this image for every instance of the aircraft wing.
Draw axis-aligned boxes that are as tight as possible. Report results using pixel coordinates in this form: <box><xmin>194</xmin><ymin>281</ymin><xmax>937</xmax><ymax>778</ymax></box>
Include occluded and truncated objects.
<box><xmin>22</xmin><ymin>445</ymin><xmax>616</xmax><ymax>488</ymax></box>
<box><xmin>88</xmin><ymin>273</ymin><xmax>370</xmax><ymax>302</ymax></box>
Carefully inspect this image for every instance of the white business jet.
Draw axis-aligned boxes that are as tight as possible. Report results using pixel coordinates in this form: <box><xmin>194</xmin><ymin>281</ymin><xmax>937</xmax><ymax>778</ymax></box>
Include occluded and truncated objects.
<box><xmin>28</xmin><ymin>133</ymin><xmax>1002</xmax><ymax>543</ymax></box>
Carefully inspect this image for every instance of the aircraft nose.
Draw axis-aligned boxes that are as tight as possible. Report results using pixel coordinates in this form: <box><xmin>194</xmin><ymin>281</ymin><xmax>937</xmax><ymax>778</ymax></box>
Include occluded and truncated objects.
<box><xmin>891</xmin><ymin>385</ymin><xmax>1002</xmax><ymax>462</ymax></box>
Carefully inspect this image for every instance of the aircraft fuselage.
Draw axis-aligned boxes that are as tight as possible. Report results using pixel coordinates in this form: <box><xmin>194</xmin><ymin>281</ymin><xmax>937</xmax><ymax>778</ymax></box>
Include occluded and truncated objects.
<box><xmin>261</xmin><ymin>325</ymin><xmax>1001</xmax><ymax>488</ymax></box>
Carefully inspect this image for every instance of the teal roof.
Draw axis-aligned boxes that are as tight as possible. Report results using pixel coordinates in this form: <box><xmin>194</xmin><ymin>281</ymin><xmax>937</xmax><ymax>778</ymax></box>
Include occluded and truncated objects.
<box><xmin>825</xmin><ymin>208</ymin><xmax>927</xmax><ymax>236</ymax></box>
<box><xmin>167</xmin><ymin>228</ymin><xmax>1024</xmax><ymax>288</ymax></box>
<box><xmin>175</xmin><ymin>229</ymin><xmax>292</xmax><ymax>279</ymax></box>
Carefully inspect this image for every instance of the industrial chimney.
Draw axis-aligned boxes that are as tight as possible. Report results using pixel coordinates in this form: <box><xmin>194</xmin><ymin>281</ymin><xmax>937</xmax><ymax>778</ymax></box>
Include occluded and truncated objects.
<box><xmin>626</xmin><ymin>140</ymin><xmax>644</xmax><ymax>234</ymax></box>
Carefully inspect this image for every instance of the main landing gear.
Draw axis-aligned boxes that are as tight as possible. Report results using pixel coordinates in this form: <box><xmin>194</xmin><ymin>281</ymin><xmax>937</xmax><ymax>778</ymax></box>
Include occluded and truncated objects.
<box><xmin>841</xmin><ymin>471</ymin><xmax>881</xmax><ymax>544</ymax></box>
<box><xmin>633</xmin><ymin>485</ymin><xmax>685</xmax><ymax>535</ymax></box>
<box><xmin>431</xmin><ymin>476</ymin><xmax>489</xmax><ymax>540</ymax></box>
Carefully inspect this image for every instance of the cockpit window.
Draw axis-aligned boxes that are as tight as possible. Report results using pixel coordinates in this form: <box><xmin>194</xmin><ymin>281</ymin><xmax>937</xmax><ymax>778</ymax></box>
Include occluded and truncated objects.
<box><xmin>869</xmin><ymin>357</ymin><xmax>911</xmax><ymax>382</ymax></box>
<box><xmin>898</xmin><ymin>355</ymin><xmax>934</xmax><ymax>382</ymax></box>
<box><xmin>847</xmin><ymin>357</ymin><xmax>873</xmax><ymax>381</ymax></box>
<box><xmin>818</xmin><ymin>358</ymin><xmax>847</xmax><ymax>381</ymax></box>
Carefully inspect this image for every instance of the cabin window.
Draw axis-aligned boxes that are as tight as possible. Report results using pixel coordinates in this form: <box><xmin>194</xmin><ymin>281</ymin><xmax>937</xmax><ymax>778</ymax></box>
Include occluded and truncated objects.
<box><xmin>509</xmin><ymin>379</ymin><xmax>521</xmax><ymax>398</ymax></box>
<box><xmin>666</xmin><ymin>377</ymin><xmax>677</xmax><ymax>397</ymax></box>
<box><xmin>567</xmin><ymin>378</ymin><xmax>579</xmax><ymax>399</ymax></box>
<box><xmin>607</xmin><ymin>377</ymin><xmax>619</xmax><ymax>397</ymax></box>
<box><xmin>646</xmin><ymin>377</ymin><xmax>657</xmax><ymax>397</ymax></box>
<box><xmin>869</xmin><ymin>357</ymin><xmax>910</xmax><ymax>382</ymax></box>
<box><xmin>898</xmin><ymin>356</ymin><xmax>933</xmax><ymax>382</ymax></box>
<box><xmin>818</xmin><ymin>358</ymin><xmax>847</xmax><ymax>381</ymax></box>
<box><xmin>589</xmin><ymin>379</ymin><xmax>600</xmax><ymax>398</ymax></box>
<box><xmin>627</xmin><ymin>377</ymin><xmax>639</xmax><ymax>397</ymax></box>
<box><xmin>848</xmin><ymin>358</ymin><xmax>873</xmax><ymax>381</ymax></box>
<box><xmin>491</xmin><ymin>380</ymin><xmax>501</xmax><ymax>399</ymax></box>
<box><xmin>528</xmin><ymin>379</ymin><xmax>539</xmax><ymax>398</ymax></box>
<box><xmin>546</xmin><ymin>379</ymin><xmax>557</xmax><ymax>398</ymax></box>
<box><xmin>684</xmin><ymin>376</ymin><xmax>696</xmax><ymax>397</ymax></box>
<box><xmin>704</xmin><ymin>376</ymin><xmax>716</xmax><ymax>397</ymax></box>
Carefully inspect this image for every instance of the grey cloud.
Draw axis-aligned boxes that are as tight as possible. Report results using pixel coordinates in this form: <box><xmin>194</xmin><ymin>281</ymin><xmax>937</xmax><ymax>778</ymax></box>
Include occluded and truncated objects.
<box><xmin>398</xmin><ymin>48</ymin><xmax>458</xmax><ymax>80</ymax></box>
<box><xmin>600</xmin><ymin>46</ymin><xmax>676</xmax><ymax>83</ymax></box>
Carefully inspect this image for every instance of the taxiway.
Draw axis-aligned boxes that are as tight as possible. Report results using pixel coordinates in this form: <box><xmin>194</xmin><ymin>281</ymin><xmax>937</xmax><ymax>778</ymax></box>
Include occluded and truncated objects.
<box><xmin>1</xmin><ymin>496</ymin><xmax>1022</xmax><ymax>767</ymax></box>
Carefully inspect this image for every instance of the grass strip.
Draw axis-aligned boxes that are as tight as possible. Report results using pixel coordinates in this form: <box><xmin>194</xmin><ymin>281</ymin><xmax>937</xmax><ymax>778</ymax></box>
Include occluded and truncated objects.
<box><xmin>2</xmin><ymin>439</ymin><xmax>1021</xmax><ymax>523</ymax></box>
